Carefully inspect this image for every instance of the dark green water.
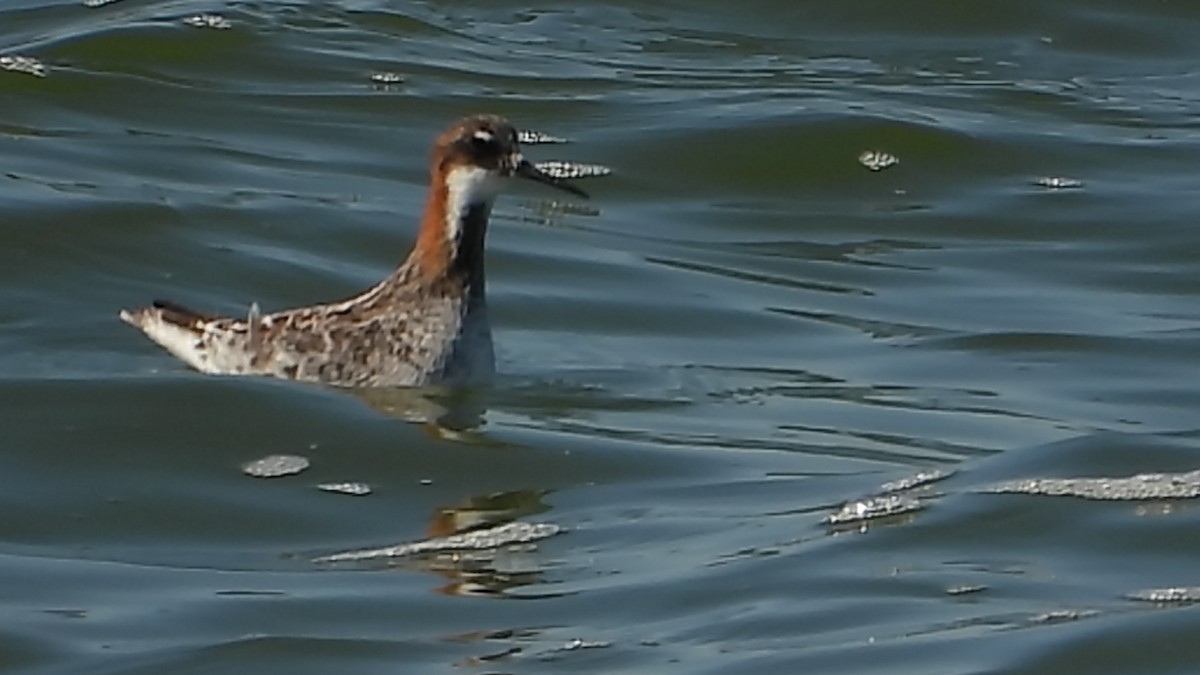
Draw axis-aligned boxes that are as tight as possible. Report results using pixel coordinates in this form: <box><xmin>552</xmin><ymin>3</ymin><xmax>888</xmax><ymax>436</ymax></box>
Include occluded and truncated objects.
<box><xmin>3</xmin><ymin>0</ymin><xmax>1200</xmax><ymax>672</ymax></box>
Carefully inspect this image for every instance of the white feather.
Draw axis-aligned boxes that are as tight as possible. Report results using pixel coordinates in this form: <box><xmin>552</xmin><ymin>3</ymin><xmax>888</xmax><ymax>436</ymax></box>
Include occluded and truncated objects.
<box><xmin>119</xmin><ymin>309</ymin><xmax>221</xmax><ymax>373</ymax></box>
<box><xmin>443</xmin><ymin>165</ymin><xmax>502</xmax><ymax>244</ymax></box>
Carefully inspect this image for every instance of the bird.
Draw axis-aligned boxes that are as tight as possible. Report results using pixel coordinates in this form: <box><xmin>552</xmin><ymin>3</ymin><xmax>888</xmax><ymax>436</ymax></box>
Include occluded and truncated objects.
<box><xmin>119</xmin><ymin>114</ymin><xmax>589</xmax><ymax>388</ymax></box>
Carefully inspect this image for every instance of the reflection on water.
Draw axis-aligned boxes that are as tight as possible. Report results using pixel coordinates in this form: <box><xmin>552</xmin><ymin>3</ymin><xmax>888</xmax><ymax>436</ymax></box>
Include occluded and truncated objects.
<box><xmin>423</xmin><ymin>488</ymin><xmax>552</xmax><ymax>538</ymax></box>
<box><xmin>351</xmin><ymin>385</ymin><xmax>489</xmax><ymax>432</ymax></box>
<box><xmin>316</xmin><ymin>489</ymin><xmax>558</xmax><ymax>598</ymax></box>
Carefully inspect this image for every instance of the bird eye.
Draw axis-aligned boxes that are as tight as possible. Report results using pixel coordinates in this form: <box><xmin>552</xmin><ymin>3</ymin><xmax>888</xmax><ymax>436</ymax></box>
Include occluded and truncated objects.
<box><xmin>470</xmin><ymin>129</ymin><xmax>495</xmax><ymax>150</ymax></box>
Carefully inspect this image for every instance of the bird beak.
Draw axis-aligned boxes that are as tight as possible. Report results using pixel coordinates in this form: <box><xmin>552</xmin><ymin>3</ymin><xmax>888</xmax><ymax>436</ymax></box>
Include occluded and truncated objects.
<box><xmin>514</xmin><ymin>157</ymin><xmax>589</xmax><ymax>199</ymax></box>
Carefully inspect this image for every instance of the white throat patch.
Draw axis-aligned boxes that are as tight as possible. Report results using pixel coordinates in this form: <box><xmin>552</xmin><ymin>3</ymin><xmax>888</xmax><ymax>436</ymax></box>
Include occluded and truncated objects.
<box><xmin>444</xmin><ymin>166</ymin><xmax>502</xmax><ymax>244</ymax></box>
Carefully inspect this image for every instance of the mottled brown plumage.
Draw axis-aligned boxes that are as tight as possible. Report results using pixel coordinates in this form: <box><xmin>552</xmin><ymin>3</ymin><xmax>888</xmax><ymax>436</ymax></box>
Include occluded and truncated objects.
<box><xmin>120</xmin><ymin>114</ymin><xmax>587</xmax><ymax>387</ymax></box>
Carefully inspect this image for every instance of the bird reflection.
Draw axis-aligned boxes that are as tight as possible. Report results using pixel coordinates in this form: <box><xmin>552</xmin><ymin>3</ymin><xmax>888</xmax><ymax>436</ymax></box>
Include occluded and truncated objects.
<box><xmin>349</xmin><ymin>385</ymin><xmax>489</xmax><ymax>434</ymax></box>
<box><xmin>316</xmin><ymin>489</ymin><xmax>559</xmax><ymax>598</ymax></box>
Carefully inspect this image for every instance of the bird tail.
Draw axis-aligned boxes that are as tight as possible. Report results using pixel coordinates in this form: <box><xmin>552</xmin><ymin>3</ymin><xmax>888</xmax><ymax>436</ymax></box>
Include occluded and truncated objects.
<box><xmin>119</xmin><ymin>300</ymin><xmax>214</xmax><ymax>372</ymax></box>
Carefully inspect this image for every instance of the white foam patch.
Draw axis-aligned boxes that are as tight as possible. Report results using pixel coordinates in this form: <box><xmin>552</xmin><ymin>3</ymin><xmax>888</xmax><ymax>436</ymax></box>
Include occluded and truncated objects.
<box><xmin>243</xmin><ymin>454</ymin><xmax>310</xmax><ymax>478</ymax></box>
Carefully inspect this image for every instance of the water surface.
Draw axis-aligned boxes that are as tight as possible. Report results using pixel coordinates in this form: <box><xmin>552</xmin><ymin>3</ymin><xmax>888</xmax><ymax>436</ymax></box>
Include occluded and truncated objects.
<box><xmin>3</xmin><ymin>0</ymin><xmax>1200</xmax><ymax>672</ymax></box>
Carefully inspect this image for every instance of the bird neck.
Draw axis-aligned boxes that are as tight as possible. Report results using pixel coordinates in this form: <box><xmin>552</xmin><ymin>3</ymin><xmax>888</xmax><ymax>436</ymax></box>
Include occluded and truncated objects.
<box><xmin>407</xmin><ymin>170</ymin><xmax>495</xmax><ymax>292</ymax></box>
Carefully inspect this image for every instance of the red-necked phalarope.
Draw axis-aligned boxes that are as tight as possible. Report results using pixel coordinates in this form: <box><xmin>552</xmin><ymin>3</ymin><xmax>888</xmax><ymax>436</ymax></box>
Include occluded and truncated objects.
<box><xmin>120</xmin><ymin>114</ymin><xmax>588</xmax><ymax>387</ymax></box>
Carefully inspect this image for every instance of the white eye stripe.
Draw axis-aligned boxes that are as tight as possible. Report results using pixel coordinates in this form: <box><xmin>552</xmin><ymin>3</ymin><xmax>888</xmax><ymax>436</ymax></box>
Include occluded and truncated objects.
<box><xmin>473</xmin><ymin>129</ymin><xmax>494</xmax><ymax>143</ymax></box>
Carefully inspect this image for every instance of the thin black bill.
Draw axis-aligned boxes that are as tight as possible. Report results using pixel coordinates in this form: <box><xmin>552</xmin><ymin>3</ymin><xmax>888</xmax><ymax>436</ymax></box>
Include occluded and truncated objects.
<box><xmin>515</xmin><ymin>159</ymin><xmax>590</xmax><ymax>199</ymax></box>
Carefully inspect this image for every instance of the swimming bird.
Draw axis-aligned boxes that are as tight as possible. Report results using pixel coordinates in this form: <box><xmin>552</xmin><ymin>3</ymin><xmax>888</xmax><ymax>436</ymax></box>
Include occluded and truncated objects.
<box><xmin>120</xmin><ymin>114</ymin><xmax>588</xmax><ymax>387</ymax></box>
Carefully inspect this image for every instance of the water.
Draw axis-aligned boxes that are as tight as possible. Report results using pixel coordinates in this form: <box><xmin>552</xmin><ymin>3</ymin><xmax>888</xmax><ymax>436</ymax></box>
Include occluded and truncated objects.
<box><xmin>3</xmin><ymin>0</ymin><xmax>1200</xmax><ymax>672</ymax></box>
